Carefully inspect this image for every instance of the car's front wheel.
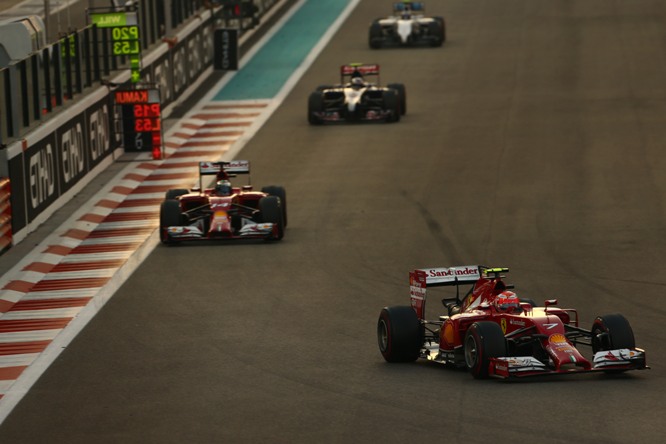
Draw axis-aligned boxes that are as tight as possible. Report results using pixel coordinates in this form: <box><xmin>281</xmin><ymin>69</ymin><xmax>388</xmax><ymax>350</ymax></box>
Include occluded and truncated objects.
<box><xmin>308</xmin><ymin>92</ymin><xmax>324</xmax><ymax>125</ymax></box>
<box><xmin>382</xmin><ymin>90</ymin><xmax>400</xmax><ymax>123</ymax></box>
<box><xmin>259</xmin><ymin>195</ymin><xmax>284</xmax><ymax>240</ymax></box>
<box><xmin>159</xmin><ymin>199</ymin><xmax>183</xmax><ymax>244</ymax></box>
<box><xmin>261</xmin><ymin>186</ymin><xmax>287</xmax><ymax>227</ymax></box>
<box><xmin>591</xmin><ymin>314</ymin><xmax>635</xmax><ymax>353</ymax></box>
<box><xmin>464</xmin><ymin>321</ymin><xmax>507</xmax><ymax>379</ymax></box>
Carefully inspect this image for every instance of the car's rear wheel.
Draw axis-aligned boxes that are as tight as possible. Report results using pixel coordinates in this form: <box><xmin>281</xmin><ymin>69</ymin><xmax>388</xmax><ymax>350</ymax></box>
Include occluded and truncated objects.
<box><xmin>159</xmin><ymin>199</ymin><xmax>183</xmax><ymax>244</ymax></box>
<box><xmin>308</xmin><ymin>92</ymin><xmax>324</xmax><ymax>125</ymax></box>
<box><xmin>387</xmin><ymin>83</ymin><xmax>406</xmax><ymax>115</ymax></box>
<box><xmin>377</xmin><ymin>306</ymin><xmax>422</xmax><ymax>362</ymax></box>
<box><xmin>464</xmin><ymin>321</ymin><xmax>507</xmax><ymax>379</ymax></box>
<box><xmin>369</xmin><ymin>21</ymin><xmax>383</xmax><ymax>49</ymax></box>
<box><xmin>165</xmin><ymin>188</ymin><xmax>189</xmax><ymax>200</ymax></box>
<box><xmin>261</xmin><ymin>186</ymin><xmax>287</xmax><ymax>227</ymax></box>
<box><xmin>259</xmin><ymin>195</ymin><xmax>284</xmax><ymax>240</ymax></box>
<box><xmin>433</xmin><ymin>16</ymin><xmax>446</xmax><ymax>45</ymax></box>
<box><xmin>591</xmin><ymin>314</ymin><xmax>635</xmax><ymax>353</ymax></box>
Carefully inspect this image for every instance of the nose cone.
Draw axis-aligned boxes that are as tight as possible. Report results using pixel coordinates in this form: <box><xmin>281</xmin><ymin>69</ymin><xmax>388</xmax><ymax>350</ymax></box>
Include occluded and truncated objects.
<box><xmin>210</xmin><ymin>211</ymin><xmax>233</xmax><ymax>236</ymax></box>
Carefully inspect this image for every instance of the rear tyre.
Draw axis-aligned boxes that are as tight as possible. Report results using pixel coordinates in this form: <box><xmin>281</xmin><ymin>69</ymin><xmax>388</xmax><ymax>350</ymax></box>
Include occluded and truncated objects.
<box><xmin>369</xmin><ymin>21</ymin><xmax>383</xmax><ymax>49</ymax></box>
<box><xmin>433</xmin><ymin>16</ymin><xmax>446</xmax><ymax>45</ymax></box>
<box><xmin>377</xmin><ymin>306</ymin><xmax>422</xmax><ymax>362</ymax></box>
<box><xmin>387</xmin><ymin>83</ymin><xmax>406</xmax><ymax>115</ymax></box>
<box><xmin>382</xmin><ymin>90</ymin><xmax>400</xmax><ymax>123</ymax></box>
<box><xmin>591</xmin><ymin>314</ymin><xmax>635</xmax><ymax>353</ymax></box>
<box><xmin>261</xmin><ymin>185</ymin><xmax>287</xmax><ymax>227</ymax></box>
<box><xmin>165</xmin><ymin>188</ymin><xmax>188</xmax><ymax>200</ymax></box>
<box><xmin>159</xmin><ymin>200</ymin><xmax>183</xmax><ymax>244</ymax></box>
<box><xmin>259</xmin><ymin>195</ymin><xmax>284</xmax><ymax>240</ymax></box>
<box><xmin>308</xmin><ymin>92</ymin><xmax>324</xmax><ymax>125</ymax></box>
<box><xmin>464</xmin><ymin>321</ymin><xmax>507</xmax><ymax>379</ymax></box>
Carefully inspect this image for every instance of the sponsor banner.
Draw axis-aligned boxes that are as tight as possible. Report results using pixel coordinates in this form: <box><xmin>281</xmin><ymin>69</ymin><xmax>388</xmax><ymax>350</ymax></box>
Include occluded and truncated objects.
<box><xmin>214</xmin><ymin>29</ymin><xmax>239</xmax><ymax>71</ymax></box>
<box><xmin>8</xmin><ymin>93</ymin><xmax>118</xmax><ymax>233</ymax></box>
<box><xmin>24</xmin><ymin>132</ymin><xmax>60</xmax><ymax>222</ymax></box>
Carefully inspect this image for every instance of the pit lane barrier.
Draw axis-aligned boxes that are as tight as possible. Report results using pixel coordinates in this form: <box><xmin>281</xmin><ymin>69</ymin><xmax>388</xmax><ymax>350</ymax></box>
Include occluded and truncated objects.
<box><xmin>0</xmin><ymin>0</ymin><xmax>298</xmax><ymax>254</ymax></box>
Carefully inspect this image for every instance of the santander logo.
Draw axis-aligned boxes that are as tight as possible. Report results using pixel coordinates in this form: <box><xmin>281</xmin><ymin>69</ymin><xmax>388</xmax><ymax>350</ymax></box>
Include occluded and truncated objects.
<box><xmin>426</xmin><ymin>266</ymin><xmax>479</xmax><ymax>278</ymax></box>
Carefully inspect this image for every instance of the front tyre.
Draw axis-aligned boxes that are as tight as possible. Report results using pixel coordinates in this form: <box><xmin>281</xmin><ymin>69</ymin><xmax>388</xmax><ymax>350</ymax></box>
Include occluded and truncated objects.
<box><xmin>464</xmin><ymin>321</ymin><xmax>507</xmax><ymax>379</ymax></box>
<box><xmin>382</xmin><ymin>90</ymin><xmax>400</xmax><ymax>123</ymax></box>
<box><xmin>591</xmin><ymin>314</ymin><xmax>635</xmax><ymax>353</ymax></box>
<box><xmin>159</xmin><ymin>200</ymin><xmax>183</xmax><ymax>244</ymax></box>
<box><xmin>308</xmin><ymin>92</ymin><xmax>324</xmax><ymax>125</ymax></box>
<box><xmin>377</xmin><ymin>306</ymin><xmax>421</xmax><ymax>362</ymax></box>
<box><xmin>261</xmin><ymin>186</ymin><xmax>287</xmax><ymax>227</ymax></box>
<box><xmin>387</xmin><ymin>83</ymin><xmax>407</xmax><ymax>115</ymax></box>
<box><xmin>259</xmin><ymin>195</ymin><xmax>284</xmax><ymax>240</ymax></box>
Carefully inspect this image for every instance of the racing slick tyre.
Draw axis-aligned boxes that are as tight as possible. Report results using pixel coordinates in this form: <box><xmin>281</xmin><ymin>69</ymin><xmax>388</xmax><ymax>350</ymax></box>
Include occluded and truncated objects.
<box><xmin>259</xmin><ymin>195</ymin><xmax>284</xmax><ymax>240</ymax></box>
<box><xmin>308</xmin><ymin>92</ymin><xmax>324</xmax><ymax>125</ymax></box>
<box><xmin>261</xmin><ymin>186</ymin><xmax>287</xmax><ymax>227</ymax></box>
<box><xmin>387</xmin><ymin>83</ymin><xmax>406</xmax><ymax>115</ymax></box>
<box><xmin>165</xmin><ymin>188</ymin><xmax>189</xmax><ymax>200</ymax></box>
<box><xmin>519</xmin><ymin>298</ymin><xmax>538</xmax><ymax>307</ymax></box>
<box><xmin>432</xmin><ymin>16</ymin><xmax>446</xmax><ymax>45</ymax></box>
<box><xmin>369</xmin><ymin>21</ymin><xmax>383</xmax><ymax>49</ymax></box>
<box><xmin>591</xmin><ymin>314</ymin><xmax>636</xmax><ymax>354</ymax></box>
<box><xmin>382</xmin><ymin>90</ymin><xmax>400</xmax><ymax>123</ymax></box>
<box><xmin>377</xmin><ymin>306</ymin><xmax>422</xmax><ymax>363</ymax></box>
<box><xmin>159</xmin><ymin>199</ymin><xmax>183</xmax><ymax>244</ymax></box>
<box><xmin>464</xmin><ymin>321</ymin><xmax>507</xmax><ymax>379</ymax></box>
<box><xmin>316</xmin><ymin>85</ymin><xmax>334</xmax><ymax>92</ymax></box>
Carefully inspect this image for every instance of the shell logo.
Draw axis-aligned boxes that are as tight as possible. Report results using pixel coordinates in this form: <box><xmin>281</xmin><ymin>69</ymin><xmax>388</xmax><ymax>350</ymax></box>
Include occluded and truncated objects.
<box><xmin>443</xmin><ymin>323</ymin><xmax>455</xmax><ymax>346</ymax></box>
<box><xmin>549</xmin><ymin>333</ymin><xmax>567</xmax><ymax>344</ymax></box>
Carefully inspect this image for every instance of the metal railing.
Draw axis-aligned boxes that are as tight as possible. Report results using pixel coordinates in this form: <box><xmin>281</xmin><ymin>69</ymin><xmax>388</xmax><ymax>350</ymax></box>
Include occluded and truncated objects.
<box><xmin>0</xmin><ymin>0</ymin><xmax>280</xmax><ymax>147</ymax></box>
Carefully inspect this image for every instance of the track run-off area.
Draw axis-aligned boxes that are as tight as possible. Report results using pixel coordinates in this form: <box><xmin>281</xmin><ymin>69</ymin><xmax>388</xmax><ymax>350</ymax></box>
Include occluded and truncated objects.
<box><xmin>1</xmin><ymin>1</ymin><xmax>665</xmax><ymax>442</ymax></box>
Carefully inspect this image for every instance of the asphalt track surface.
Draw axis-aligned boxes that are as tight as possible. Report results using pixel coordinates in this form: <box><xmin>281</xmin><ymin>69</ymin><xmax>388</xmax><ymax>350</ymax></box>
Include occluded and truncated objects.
<box><xmin>1</xmin><ymin>0</ymin><xmax>666</xmax><ymax>442</ymax></box>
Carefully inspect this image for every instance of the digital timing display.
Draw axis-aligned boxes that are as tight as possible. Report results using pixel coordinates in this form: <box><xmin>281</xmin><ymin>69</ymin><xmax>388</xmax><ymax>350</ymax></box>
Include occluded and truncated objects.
<box><xmin>111</xmin><ymin>26</ymin><xmax>140</xmax><ymax>55</ymax></box>
<box><xmin>114</xmin><ymin>88</ymin><xmax>162</xmax><ymax>157</ymax></box>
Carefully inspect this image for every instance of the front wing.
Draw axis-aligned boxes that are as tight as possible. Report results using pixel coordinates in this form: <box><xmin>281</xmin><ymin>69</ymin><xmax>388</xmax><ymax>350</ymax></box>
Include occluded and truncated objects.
<box><xmin>164</xmin><ymin>222</ymin><xmax>277</xmax><ymax>241</ymax></box>
<box><xmin>488</xmin><ymin>348</ymin><xmax>648</xmax><ymax>379</ymax></box>
<box><xmin>311</xmin><ymin>108</ymin><xmax>395</xmax><ymax>123</ymax></box>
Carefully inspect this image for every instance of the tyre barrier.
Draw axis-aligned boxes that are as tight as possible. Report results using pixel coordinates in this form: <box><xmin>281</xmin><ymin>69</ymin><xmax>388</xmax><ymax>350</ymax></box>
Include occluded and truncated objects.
<box><xmin>0</xmin><ymin>178</ymin><xmax>11</xmax><ymax>253</ymax></box>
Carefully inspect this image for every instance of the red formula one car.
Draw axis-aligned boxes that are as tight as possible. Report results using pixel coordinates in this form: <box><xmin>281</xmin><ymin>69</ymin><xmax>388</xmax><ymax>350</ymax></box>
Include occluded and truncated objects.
<box><xmin>377</xmin><ymin>265</ymin><xmax>648</xmax><ymax>379</ymax></box>
<box><xmin>159</xmin><ymin>160</ymin><xmax>286</xmax><ymax>244</ymax></box>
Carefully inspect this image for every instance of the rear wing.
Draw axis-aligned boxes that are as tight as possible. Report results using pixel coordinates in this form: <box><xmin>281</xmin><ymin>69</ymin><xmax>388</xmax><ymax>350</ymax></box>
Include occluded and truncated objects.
<box><xmin>410</xmin><ymin>265</ymin><xmax>489</xmax><ymax>319</ymax></box>
<box><xmin>393</xmin><ymin>1</ymin><xmax>425</xmax><ymax>13</ymax></box>
<box><xmin>198</xmin><ymin>160</ymin><xmax>250</xmax><ymax>189</ymax></box>
<box><xmin>199</xmin><ymin>160</ymin><xmax>250</xmax><ymax>175</ymax></box>
<box><xmin>340</xmin><ymin>63</ymin><xmax>380</xmax><ymax>83</ymax></box>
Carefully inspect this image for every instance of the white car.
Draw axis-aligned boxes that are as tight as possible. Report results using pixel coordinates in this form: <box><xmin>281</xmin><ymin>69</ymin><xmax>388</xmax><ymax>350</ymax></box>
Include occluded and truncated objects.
<box><xmin>369</xmin><ymin>1</ymin><xmax>445</xmax><ymax>49</ymax></box>
<box><xmin>307</xmin><ymin>64</ymin><xmax>406</xmax><ymax>124</ymax></box>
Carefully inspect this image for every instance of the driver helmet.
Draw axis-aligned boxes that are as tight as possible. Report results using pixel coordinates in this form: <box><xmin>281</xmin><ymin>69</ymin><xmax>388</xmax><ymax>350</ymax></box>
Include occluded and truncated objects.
<box><xmin>215</xmin><ymin>180</ymin><xmax>232</xmax><ymax>196</ymax></box>
<box><xmin>494</xmin><ymin>291</ymin><xmax>520</xmax><ymax>313</ymax></box>
<box><xmin>351</xmin><ymin>76</ymin><xmax>364</xmax><ymax>87</ymax></box>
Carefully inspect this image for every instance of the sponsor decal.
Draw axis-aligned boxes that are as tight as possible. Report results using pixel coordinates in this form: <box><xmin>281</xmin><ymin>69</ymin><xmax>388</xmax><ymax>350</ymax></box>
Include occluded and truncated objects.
<box><xmin>60</xmin><ymin>123</ymin><xmax>86</xmax><ymax>184</ymax></box>
<box><xmin>500</xmin><ymin>318</ymin><xmax>507</xmax><ymax>334</ymax></box>
<box><xmin>548</xmin><ymin>333</ymin><xmax>567</xmax><ymax>344</ymax></box>
<box><xmin>211</xmin><ymin>202</ymin><xmax>230</xmax><ymax>210</ymax></box>
<box><xmin>28</xmin><ymin>142</ymin><xmax>56</xmax><ymax>210</ymax></box>
<box><xmin>510</xmin><ymin>319</ymin><xmax>525</xmax><ymax>327</ymax></box>
<box><xmin>88</xmin><ymin>104</ymin><xmax>112</xmax><ymax>164</ymax></box>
